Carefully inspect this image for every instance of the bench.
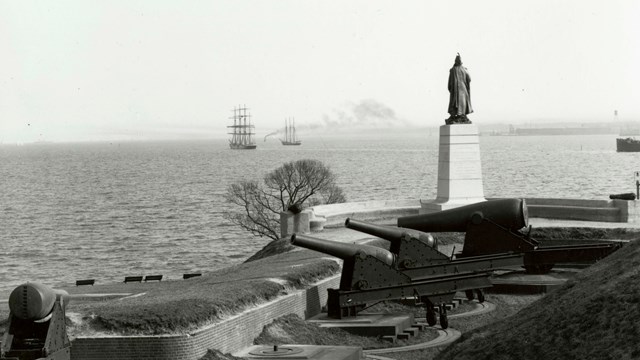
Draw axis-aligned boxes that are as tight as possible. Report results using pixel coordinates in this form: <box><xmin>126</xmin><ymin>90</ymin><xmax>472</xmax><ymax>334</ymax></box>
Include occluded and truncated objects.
<box><xmin>144</xmin><ymin>275</ymin><xmax>163</xmax><ymax>282</ymax></box>
<box><xmin>183</xmin><ymin>273</ymin><xmax>202</xmax><ymax>280</ymax></box>
<box><xmin>124</xmin><ymin>276</ymin><xmax>143</xmax><ymax>283</ymax></box>
<box><xmin>76</xmin><ymin>279</ymin><xmax>95</xmax><ymax>286</ymax></box>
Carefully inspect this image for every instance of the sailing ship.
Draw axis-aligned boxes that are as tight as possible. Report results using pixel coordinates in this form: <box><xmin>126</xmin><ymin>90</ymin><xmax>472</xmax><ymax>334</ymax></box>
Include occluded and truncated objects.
<box><xmin>227</xmin><ymin>106</ymin><xmax>257</xmax><ymax>150</ymax></box>
<box><xmin>280</xmin><ymin>118</ymin><xmax>301</xmax><ymax>146</ymax></box>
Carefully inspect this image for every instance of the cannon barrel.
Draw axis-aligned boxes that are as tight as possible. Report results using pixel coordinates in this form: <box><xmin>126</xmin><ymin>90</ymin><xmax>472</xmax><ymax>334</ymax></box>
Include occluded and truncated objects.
<box><xmin>291</xmin><ymin>233</ymin><xmax>395</xmax><ymax>266</ymax></box>
<box><xmin>8</xmin><ymin>282</ymin><xmax>69</xmax><ymax>321</ymax></box>
<box><xmin>398</xmin><ymin>198</ymin><xmax>528</xmax><ymax>232</ymax></box>
<box><xmin>345</xmin><ymin>218</ymin><xmax>436</xmax><ymax>248</ymax></box>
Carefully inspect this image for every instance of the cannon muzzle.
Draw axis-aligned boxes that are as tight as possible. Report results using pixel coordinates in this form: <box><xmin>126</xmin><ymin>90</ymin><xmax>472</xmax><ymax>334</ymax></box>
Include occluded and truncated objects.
<box><xmin>8</xmin><ymin>282</ymin><xmax>69</xmax><ymax>321</ymax></box>
<box><xmin>397</xmin><ymin>198</ymin><xmax>528</xmax><ymax>232</ymax></box>
<box><xmin>291</xmin><ymin>233</ymin><xmax>395</xmax><ymax>266</ymax></box>
<box><xmin>345</xmin><ymin>218</ymin><xmax>436</xmax><ymax>248</ymax></box>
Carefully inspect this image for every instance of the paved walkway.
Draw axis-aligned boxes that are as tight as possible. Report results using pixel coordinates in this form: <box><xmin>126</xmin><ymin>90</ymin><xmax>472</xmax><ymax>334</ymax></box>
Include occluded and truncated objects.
<box><xmin>449</xmin><ymin>300</ymin><xmax>495</xmax><ymax>319</ymax></box>
<box><xmin>363</xmin><ymin>327</ymin><xmax>461</xmax><ymax>355</ymax></box>
<box><xmin>362</xmin><ymin>300</ymin><xmax>494</xmax><ymax>356</ymax></box>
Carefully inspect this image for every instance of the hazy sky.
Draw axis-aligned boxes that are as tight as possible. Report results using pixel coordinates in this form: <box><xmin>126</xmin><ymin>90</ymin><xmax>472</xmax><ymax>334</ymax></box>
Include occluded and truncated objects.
<box><xmin>1</xmin><ymin>0</ymin><xmax>638</xmax><ymax>143</ymax></box>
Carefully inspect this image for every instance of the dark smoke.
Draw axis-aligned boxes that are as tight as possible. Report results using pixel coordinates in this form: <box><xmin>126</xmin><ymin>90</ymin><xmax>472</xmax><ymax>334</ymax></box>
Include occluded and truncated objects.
<box><xmin>322</xmin><ymin>99</ymin><xmax>409</xmax><ymax>128</ymax></box>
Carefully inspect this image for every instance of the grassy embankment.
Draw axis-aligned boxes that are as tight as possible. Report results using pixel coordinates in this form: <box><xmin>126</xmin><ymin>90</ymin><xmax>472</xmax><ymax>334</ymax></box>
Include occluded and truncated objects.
<box><xmin>0</xmin><ymin>246</ymin><xmax>339</xmax><ymax>337</ymax></box>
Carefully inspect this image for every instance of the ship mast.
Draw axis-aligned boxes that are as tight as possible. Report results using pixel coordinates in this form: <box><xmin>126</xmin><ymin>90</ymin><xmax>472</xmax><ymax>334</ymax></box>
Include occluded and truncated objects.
<box><xmin>284</xmin><ymin>118</ymin><xmax>291</xmax><ymax>142</ymax></box>
<box><xmin>227</xmin><ymin>105</ymin><xmax>255</xmax><ymax>148</ymax></box>
<box><xmin>232</xmin><ymin>107</ymin><xmax>238</xmax><ymax>144</ymax></box>
<box><xmin>242</xmin><ymin>107</ymin><xmax>247</xmax><ymax>145</ymax></box>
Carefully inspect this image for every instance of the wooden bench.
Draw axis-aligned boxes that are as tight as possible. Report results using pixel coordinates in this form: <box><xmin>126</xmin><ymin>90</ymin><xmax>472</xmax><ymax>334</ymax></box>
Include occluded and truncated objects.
<box><xmin>183</xmin><ymin>273</ymin><xmax>202</xmax><ymax>280</ymax></box>
<box><xmin>144</xmin><ymin>275</ymin><xmax>163</xmax><ymax>282</ymax></box>
<box><xmin>75</xmin><ymin>279</ymin><xmax>95</xmax><ymax>286</ymax></box>
<box><xmin>124</xmin><ymin>276</ymin><xmax>143</xmax><ymax>283</ymax></box>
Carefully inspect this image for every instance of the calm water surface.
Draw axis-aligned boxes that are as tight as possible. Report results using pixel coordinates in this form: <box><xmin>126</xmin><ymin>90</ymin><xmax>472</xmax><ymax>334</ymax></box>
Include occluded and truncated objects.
<box><xmin>1</xmin><ymin>132</ymin><xmax>637</xmax><ymax>294</ymax></box>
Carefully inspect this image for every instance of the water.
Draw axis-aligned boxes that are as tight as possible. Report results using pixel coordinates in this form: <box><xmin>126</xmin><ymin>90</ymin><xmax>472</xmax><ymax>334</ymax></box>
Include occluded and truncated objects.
<box><xmin>1</xmin><ymin>132</ymin><xmax>637</xmax><ymax>294</ymax></box>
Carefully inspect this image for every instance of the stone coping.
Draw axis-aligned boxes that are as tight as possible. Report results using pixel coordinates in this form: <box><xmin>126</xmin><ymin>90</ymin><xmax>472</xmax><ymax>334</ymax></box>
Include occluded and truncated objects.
<box><xmin>304</xmin><ymin>198</ymin><xmax>637</xmax><ymax>228</ymax></box>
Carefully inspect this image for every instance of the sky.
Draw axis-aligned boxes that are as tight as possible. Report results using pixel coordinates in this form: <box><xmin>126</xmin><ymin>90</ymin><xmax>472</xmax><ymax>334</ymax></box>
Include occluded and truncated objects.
<box><xmin>1</xmin><ymin>0</ymin><xmax>639</xmax><ymax>143</ymax></box>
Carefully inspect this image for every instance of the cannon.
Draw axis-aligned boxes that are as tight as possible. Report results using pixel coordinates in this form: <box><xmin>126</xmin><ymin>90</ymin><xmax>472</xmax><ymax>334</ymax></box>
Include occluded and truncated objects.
<box><xmin>398</xmin><ymin>198</ymin><xmax>529</xmax><ymax>233</ymax></box>
<box><xmin>1</xmin><ymin>283</ymin><xmax>71</xmax><ymax>360</ymax></box>
<box><xmin>344</xmin><ymin>218</ymin><xmax>443</xmax><ymax>268</ymax></box>
<box><xmin>345</xmin><ymin>217</ymin><xmax>523</xmax><ymax>302</ymax></box>
<box><xmin>345</xmin><ymin>217</ymin><xmax>522</xmax><ymax>269</ymax></box>
<box><xmin>345</xmin><ymin>218</ymin><xmax>437</xmax><ymax>249</ymax></box>
<box><xmin>291</xmin><ymin>234</ymin><xmax>497</xmax><ymax>328</ymax></box>
<box><xmin>398</xmin><ymin>198</ymin><xmax>622</xmax><ymax>274</ymax></box>
<box><xmin>290</xmin><ymin>232</ymin><xmax>395</xmax><ymax>267</ymax></box>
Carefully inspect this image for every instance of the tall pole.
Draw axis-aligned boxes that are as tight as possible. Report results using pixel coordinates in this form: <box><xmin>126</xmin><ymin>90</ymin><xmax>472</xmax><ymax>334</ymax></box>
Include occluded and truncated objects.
<box><xmin>635</xmin><ymin>171</ymin><xmax>640</xmax><ymax>200</ymax></box>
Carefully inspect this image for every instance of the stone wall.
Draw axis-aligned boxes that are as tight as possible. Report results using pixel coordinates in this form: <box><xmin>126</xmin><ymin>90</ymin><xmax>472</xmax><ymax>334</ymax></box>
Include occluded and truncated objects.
<box><xmin>70</xmin><ymin>275</ymin><xmax>340</xmax><ymax>360</ymax></box>
<box><xmin>524</xmin><ymin>198</ymin><xmax>629</xmax><ymax>222</ymax></box>
<box><xmin>626</xmin><ymin>200</ymin><xmax>640</xmax><ymax>224</ymax></box>
<box><xmin>309</xmin><ymin>199</ymin><xmax>421</xmax><ymax>227</ymax></box>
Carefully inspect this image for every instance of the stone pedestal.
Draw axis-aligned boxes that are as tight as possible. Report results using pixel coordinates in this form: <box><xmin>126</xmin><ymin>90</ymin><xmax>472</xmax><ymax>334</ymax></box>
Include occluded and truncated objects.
<box><xmin>280</xmin><ymin>209</ymin><xmax>311</xmax><ymax>238</ymax></box>
<box><xmin>421</xmin><ymin>124</ymin><xmax>485</xmax><ymax>214</ymax></box>
<box><xmin>625</xmin><ymin>200</ymin><xmax>640</xmax><ymax>223</ymax></box>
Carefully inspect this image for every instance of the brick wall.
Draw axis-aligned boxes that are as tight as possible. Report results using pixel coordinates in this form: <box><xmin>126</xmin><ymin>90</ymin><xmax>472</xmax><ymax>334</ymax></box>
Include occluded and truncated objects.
<box><xmin>70</xmin><ymin>275</ymin><xmax>340</xmax><ymax>360</ymax></box>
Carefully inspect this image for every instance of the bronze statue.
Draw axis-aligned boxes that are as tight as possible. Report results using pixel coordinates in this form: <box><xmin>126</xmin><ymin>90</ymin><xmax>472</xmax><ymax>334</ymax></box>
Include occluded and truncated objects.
<box><xmin>446</xmin><ymin>53</ymin><xmax>473</xmax><ymax>124</ymax></box>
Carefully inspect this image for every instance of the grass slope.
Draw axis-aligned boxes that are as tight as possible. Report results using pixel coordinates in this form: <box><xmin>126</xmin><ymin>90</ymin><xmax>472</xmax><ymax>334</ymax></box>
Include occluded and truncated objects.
<box><xmin>199</xmin><ymin>349</ymin><xmax>245</xmax><ymax>360</ymax></box>
<box><xmin>66</xmin><ymin>250</ymin><xmax>339</xmax><ymax>335</ymax></box>
<box><xmin>436</xmin><ymin>239</ymin><xmax>640</xmax><ymax>360</ymax></box>
<box><xmin>244</xmin><ymin>238</ymin><xmax>296</xmax><ymax>263</ymax></box>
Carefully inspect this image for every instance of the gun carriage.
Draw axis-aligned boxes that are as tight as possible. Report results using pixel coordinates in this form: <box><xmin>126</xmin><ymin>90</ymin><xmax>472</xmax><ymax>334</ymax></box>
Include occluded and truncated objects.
<box><xmin>291</xmin><ymin>234</ymin><xmax>517</xmax><ymax>328</ymax></box>
<box><xmin>345</xmin><ymin>217</ymin><xmax>524</xmax><ymax>300</ymax></box>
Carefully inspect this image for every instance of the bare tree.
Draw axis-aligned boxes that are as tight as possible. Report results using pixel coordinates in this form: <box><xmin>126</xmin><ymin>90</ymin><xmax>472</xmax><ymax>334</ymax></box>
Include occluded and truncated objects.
<box><xmin>224</xmin><ymin>159</ymin><xmax>346</xmax><ymax>240</ymax></box>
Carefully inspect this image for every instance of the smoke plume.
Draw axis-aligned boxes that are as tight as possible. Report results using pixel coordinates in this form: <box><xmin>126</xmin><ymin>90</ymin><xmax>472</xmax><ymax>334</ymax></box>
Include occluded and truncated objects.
<box><xmin>321</xmin><ymin>99</ymin><xmax>409</xmax><ymax>128</ymax></box>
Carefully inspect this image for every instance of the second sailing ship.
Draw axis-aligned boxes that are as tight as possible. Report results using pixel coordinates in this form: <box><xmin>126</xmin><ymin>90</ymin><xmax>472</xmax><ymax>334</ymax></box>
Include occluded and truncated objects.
<box><xmin>280</xmin><ymin>118</ymin><xmax>301</xmax><ymax>146</ymax></box>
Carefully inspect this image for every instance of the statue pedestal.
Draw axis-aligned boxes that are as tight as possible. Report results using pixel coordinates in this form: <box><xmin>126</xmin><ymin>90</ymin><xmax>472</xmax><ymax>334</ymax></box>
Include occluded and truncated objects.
<box><xmin>420</xmin><ymin>124</ymin><xmax>485</xmax><ymax>214</ymax></box>
<box><xmin>280</xmin><ymin>210</ymin><xmax>311</xmax><ymax>238</ymax></box>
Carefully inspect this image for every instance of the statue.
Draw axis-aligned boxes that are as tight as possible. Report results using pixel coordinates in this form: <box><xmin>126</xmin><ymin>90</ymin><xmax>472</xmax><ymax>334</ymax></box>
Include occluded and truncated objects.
<box><xmin>446</xmin><ymin>53</ymin><xmax>473</xmax><ymax>124</ymax></box>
